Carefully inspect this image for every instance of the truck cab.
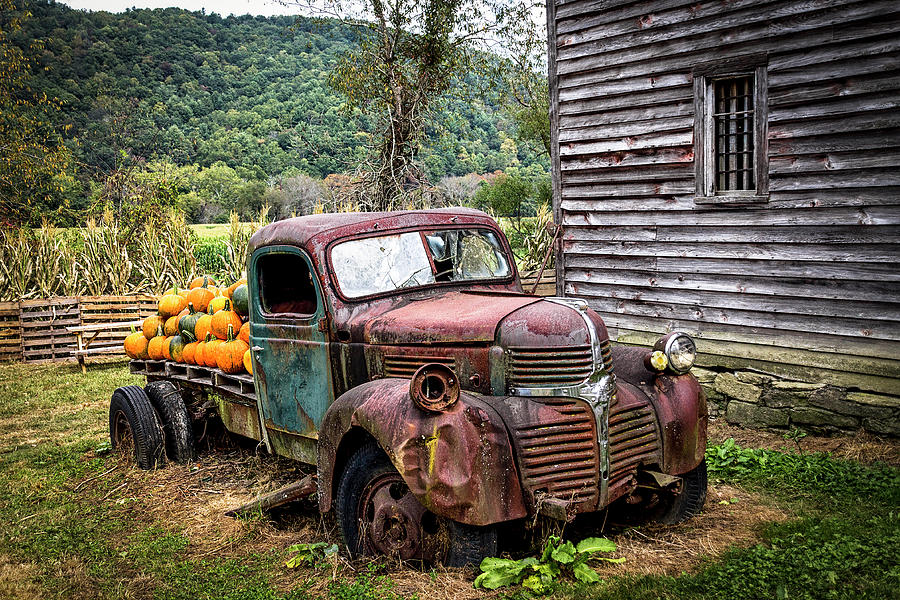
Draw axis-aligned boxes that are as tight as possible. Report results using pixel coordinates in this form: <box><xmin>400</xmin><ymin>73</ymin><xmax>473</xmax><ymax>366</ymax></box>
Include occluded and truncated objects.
<box><xmin>119</xmin><ymin>208</ymin><xmax>708</xmax><ymax>566</ymax></box>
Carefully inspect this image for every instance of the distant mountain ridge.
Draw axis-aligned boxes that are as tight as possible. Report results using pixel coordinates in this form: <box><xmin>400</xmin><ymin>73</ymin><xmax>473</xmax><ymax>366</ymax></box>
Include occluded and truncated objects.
<box><xmin>19</xmin><ymin>0</ymin><xmax>544</xmax><ymax>182</ymax></box>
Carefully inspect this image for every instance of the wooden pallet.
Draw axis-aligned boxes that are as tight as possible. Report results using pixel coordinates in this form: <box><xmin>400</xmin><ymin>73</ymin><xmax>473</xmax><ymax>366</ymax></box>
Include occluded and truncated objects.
<box><xmin>0</xmin><ymin>302</ymin><xmax>21</xmax><ymax>362</ymax></box>
<box><xmin>21</xmin><ymin>298</ymin><xmax>81</xmax><ymax>362</ymax></box>
<box><xmin>78</xmin><ymin>295</ymin><xmax>157</xmax><ymax>347</ymax></box>
<box><xmin>520</xmin><ymin>271</ymin><xmax>557</xmax><ymax>297</ymax></box>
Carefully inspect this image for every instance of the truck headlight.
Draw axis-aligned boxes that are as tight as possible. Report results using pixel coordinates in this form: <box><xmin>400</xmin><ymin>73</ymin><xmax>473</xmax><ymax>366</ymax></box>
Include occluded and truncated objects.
<box><xmin>654</xmin><ymin>332</ymin><xmax>696</xmax><ymax>374</ymax></box>
<box><xmin>410</xmin><ymin>363</ymin><xmax>459</xmax><ymax>412</ymax></box>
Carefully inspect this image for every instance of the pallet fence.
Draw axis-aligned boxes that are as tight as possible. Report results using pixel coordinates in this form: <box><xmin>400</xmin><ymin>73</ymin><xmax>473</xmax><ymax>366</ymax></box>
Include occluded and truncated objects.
<box><xmin>0</xmin><ymin>295</ymin><xmax>157</xmax><ymax>363</ymax></box>
<box><xmin>521</xmin><ymin>270</ymin><xmax>557</xmax><ymax>297</ymax></box>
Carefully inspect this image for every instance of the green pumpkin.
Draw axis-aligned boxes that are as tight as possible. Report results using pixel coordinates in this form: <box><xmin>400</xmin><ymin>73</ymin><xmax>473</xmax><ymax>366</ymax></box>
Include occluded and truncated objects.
<box><xmin>179</xmin><ymin>302</ymin><xmax>201</xmax><ymax>340</ymax></box>
<box><xmin>232</xmin><ymin>284</ymin><xmax>249</xmax><ymax>317</ymax></box>
<box><xmin>169</xmin><ymin>335</ymin><xmax>187</xmax><ymax>363</ymax></box>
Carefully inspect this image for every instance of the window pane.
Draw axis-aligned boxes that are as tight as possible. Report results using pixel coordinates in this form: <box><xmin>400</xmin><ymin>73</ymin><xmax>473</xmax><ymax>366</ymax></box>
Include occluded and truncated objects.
<box><xmin>331</xmin><ymin>232</ymin><xmax>434</xmax><ymax>298</ymax></box>
<box><xmin>713</xmin><ymin>75</ymin><xmax>755</xmax><ymax>192</ymax></box>
<box><xmin>425</xmin><ymin>229</ymin><xmax>510</xmax><ymax>282</ymax></box>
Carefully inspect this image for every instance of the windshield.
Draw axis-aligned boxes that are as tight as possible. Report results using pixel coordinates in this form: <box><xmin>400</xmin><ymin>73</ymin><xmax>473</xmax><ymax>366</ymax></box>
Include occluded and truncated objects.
<box><xmin>331</xmin><ymin>228</ymin><xmax>511</xmax><ymax>298</ymax></box>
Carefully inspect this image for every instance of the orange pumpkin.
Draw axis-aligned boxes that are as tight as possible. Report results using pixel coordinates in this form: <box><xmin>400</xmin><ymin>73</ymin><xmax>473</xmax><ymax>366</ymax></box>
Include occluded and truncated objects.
<box><xmin>190</xmin><ymin>275</ymin><xmax>218</xmax><ymax>289</ymax></box>
<box><xmin>243</xmin><ymin>348</ymin><xmax>253</xmax><ymax>374</ymax></box>
<box><xmin>225</xmin><ymin>278</ymin><xmax>247</xmax><ymax>299</ymax></box>
<box><xmin>187</xmin><ymin>286</ymin><xmax>215</xmax><ymax>313</ymax></box>
<box><xmin>195</xmin><ymin>309</ymin><xmax>215</xmax><ymax>342</ymax></box>
<box><xmin>164</xmin><ymin>315</ymin><xmax>180</xmax><ymax>336</ymax></box>
<box><xmin>161</xmin><ymin>336</ymin><xmax>174</xmax><ymax>360</ymax></box>
<box><xmin>124</xmin><ymin>330</ymin><xmax>149</xmax><ymax>359</ymax></box>
<box><xmin>194</xmin><ymin>335</ymin><xmax>209</xmax><ymax>366</ymax></box>
<box><xmin>211</xmin><ymin>302</ymin><xmax>243</xmax><ymax>341</ymax></box>
<box><xmin>238</xmin><ymin>321</ymin><xmax>250</xmax><ymax>344</ymax></box>
<box><xmin>217</xmin><ymin>324</ymin><xmax>249</xmax><ymax>374</ymax></box>
<box><xmin>204</xmin><ymin>338</ymin><xmax>224</xmax><ymax>368</ymax></box>
<box><xmin>208</xmin><ymin>295</ymin><xmax>228</xmax><ymax>314</ymax></box>
<box><xmin>147</xmin><ymin>326</ymin><xmax>167</xmax><ymax>360</ymax></box>
<box><xmin>143</xmin><ymin>315</ymin><xmax>165</xmax><ymax>340</ymax></box>
<box><xmin>183</xmin><ymin>341</ymin><xmax>198</xmax><ymax>365</ymax></box>
<box><xmin>159</xmin><ymin>293</ymin><xmax>187</xmax><ymax>319</ymax></box>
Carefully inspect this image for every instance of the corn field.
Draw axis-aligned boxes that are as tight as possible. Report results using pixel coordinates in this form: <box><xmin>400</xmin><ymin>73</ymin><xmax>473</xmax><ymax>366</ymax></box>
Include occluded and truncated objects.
<box><xmin>0</xmin><ymin>208</ymin><xmax>270</xmax><ymax>301</ymax></box>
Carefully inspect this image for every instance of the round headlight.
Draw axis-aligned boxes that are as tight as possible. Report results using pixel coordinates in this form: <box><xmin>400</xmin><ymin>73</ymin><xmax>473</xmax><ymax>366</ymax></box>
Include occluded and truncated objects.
<box><xmin>654</xmin><ymin>333</ymin><xmax>696</xmax><ymax>374</ymax></box>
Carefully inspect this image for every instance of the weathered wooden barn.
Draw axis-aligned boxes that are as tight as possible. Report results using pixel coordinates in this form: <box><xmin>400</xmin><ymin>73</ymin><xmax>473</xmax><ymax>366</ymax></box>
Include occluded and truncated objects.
<box><xmin>546</xmin><ymin>0</ymin><xmax>900</xmax><ymax>434</ymax></box>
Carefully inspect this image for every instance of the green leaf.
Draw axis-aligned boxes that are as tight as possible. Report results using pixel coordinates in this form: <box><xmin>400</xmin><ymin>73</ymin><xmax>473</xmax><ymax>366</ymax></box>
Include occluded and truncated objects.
<box><xmin>573</xmin><ymin>562</ymin><xmax>601</xmax><ymax>584</ymax></box>
<box><xmin>522</xmin><ymin>574</ymin><xmax>548</xmax><ymax>594</ymax></box>
<box><xmin>541</xmin><ymin>535</ymin><xmax>560</xmax><ymax>562</ymax></box>
<box><xmin>596</xmin><ymin>556</ymin><xmax>627</xmax><ymax>564</ymax></box>
<box><xmin>576</xmin><ymin>537</ymin><xmax>617</xmax><ymax>554</ymax></box>
<box><xmin>473</xmin><ymin>566</ymin><xmax>521</xmax><ymax>590</ymax></box>
<box><xmin>550</xmin><ymin>540</ymin><xmax>576</xmax><ymax>564</ymax></box>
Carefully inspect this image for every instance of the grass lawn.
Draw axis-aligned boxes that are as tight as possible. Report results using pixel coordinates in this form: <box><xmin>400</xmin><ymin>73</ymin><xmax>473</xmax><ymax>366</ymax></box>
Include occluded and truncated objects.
<box><xmin>0</xmin><ymin>360</ymin><xmax>897</xmax><ymax>600</ymax></box>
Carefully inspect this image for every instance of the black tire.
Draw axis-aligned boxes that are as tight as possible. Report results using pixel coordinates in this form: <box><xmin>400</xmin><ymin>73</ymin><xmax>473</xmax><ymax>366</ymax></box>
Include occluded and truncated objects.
<box><xmin>335</xmin><ymin>443</ymin><xmax>497</xmax><ymax>566</ymax></box>
<box><xmin>656</xmin><ymin>460</ymin><xmax>708</xmax><ymax>524</ymax></box>
<box><xmin>145</xmin><ymin>380</ymin><xmax>194</xmax><ymax>463</ymax></box>
<box><xmin>109</xmin><ymin>386</ymin><xmax>165</xmax><ymax>469</ymax></box>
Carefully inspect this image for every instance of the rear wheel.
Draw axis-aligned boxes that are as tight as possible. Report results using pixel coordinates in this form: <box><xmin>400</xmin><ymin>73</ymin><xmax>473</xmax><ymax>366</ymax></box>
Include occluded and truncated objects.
<box><xmin>655</xmin><ymin>460</ymin><xmax>708</xmax><ymax>524</ymax></box>
<box><xmin>335</xmin><ymin>443</ymin><xmax>497</xmax><ymax>566</ymax></box>
<box><xmin>145</xmin><ymin>380</ymin><xmax>194</xmax><ymax>463</ymax></box>
<box><xmin>109</xmin><ymin>386</ymin><xmax>165</xmax><ymax>469</ymax></box>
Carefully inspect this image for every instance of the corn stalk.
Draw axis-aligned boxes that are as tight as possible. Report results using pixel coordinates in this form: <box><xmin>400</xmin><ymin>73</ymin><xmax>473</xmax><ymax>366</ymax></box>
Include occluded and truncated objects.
<box><xmin>0</xmin><ymin>228</ymin><xmax>35</xmax><ymax>300</ymax></box>
<box><xmin>32</xmin><ymin>222</ymin><xmax>65</xmax><ymax>297</ymax></box>
<box><xmin>79</xmin><ymin>212</ymin><xmax>132</xmax><ymax>296</ymax></box>
<box><xmin>165</xmin><ymin>210</ymin><xmax>197</xmax><ymax>286</ymax></box>
<box><xmin>132</xmin><ymin>224</ymin><xmax>170</xmax><ymax>294</ymax></box>
<box><xmin>220</xmin><ymin>206</ymin><xmax>270</xmax><ymax>283</ymax></box>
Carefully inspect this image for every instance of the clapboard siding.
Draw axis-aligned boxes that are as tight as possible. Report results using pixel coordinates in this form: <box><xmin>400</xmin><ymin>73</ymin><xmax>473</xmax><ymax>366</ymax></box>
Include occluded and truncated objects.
<box><xmin>548</xmin><ymin>0</ymin><xmax>900</xmax><ymax>392</ymax></box>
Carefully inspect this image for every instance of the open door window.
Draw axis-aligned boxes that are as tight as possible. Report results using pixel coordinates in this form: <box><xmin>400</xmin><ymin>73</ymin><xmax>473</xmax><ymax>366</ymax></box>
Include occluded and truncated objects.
<box><xmin>257</xmin><ymin>251</ymin><xmax>318</xmax><ymax>317</ymax></box>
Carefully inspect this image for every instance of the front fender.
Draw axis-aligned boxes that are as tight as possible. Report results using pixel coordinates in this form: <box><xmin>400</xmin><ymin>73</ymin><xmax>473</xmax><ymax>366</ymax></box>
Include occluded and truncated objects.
<box><xmin>317</xmin><ymin>379</ymin><xmax>527</xmax><ymax>526</ymax></box>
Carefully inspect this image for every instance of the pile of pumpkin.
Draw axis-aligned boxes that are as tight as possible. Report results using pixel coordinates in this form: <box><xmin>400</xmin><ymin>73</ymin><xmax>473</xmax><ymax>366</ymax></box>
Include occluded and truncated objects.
<box><xmin>123</xmin><ymin>275</ymin><xmax>254</xmax><ymax>375</ymax></box>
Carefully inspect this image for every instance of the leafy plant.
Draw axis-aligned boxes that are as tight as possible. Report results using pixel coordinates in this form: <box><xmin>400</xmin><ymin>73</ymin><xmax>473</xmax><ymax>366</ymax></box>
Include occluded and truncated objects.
<box><xmin>474</xmin><ymin>535</ymin><xmax>624</xmax><ymax>594</ymax></box>
<box><xmin>284</xmin><ymin>542</ymin><xmax>339</xmax><ymax>569</ymax></box>
<box><xmin>707</xmin><ymin>438</ymin><xmax>900</xmax><ymax>505</ymax></box>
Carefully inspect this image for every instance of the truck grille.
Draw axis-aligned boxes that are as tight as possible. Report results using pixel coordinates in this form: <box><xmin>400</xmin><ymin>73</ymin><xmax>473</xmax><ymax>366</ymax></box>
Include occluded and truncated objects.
<box><xmin>512</xmin><ymin>397</ymin><xmax>600</xmax><ymax>506</ymax></box>
<box><xmin>608</xmin><ymin>404</ymin><xmax>660</xmax><ymax>485</ymax></box>
<box><xmin>508</xmin><ymin>345</ymin><xmax>593</xmax><ymax>387</ymax></box>
<box><xmin>383</xmin><ymin>354</ymin><xmax>454</xmax><ymax>378</ymax></box>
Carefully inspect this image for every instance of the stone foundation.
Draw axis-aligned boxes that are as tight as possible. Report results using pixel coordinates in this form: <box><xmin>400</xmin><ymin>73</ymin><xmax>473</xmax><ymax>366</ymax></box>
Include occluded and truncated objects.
<box><xmin>693</xmin><ymin>367</ymin><xmax>900</xmax><ymax>436</ymax></box>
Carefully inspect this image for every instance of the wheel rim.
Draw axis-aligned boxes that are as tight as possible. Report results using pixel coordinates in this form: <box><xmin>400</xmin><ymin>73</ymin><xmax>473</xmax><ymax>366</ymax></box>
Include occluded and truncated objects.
<box><xmin>358</xmin><ymin>472</ymin><xmax>446</xmax><ymax>562</ymax></box>
<box><xmin>112</xmin><ymin>410</ymin><xmax>135</xmax><ymax>457</ymax></box>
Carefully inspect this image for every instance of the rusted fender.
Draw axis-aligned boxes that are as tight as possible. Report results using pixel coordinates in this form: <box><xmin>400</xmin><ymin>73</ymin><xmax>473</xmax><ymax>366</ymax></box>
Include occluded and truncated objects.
<box><xmin>611</xmin><ymin>346</ymin><xmax>708</xmax><ymax>475</ymax></box>
<box><xmin>653</xmin><ymin>373</ymin><xmax>708</xmax><ymax>475</ymax></box>
<box><xmin>317</xmin><ymin>379</ymin><xmax>527</xmax><ymax>526</ymax></box>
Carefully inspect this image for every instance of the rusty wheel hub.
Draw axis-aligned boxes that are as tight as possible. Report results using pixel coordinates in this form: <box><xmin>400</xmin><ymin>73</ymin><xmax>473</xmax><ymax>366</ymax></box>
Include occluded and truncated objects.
<box><xmin>361</xmin><ymin>472</ymin><xmax>437</xmax><ymax>561</ymax></box>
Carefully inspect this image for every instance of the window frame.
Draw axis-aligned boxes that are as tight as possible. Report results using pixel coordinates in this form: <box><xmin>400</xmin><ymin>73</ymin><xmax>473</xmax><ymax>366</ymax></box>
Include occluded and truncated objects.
<box><xmin>252</xmin><ymin>246</ymin><xmax>322</xmax><ymax>321</ymax></box>
<box><xmin>694</xmin><ymin>64</ymin><xmax>769</xmax><ymax>205</ymax></box>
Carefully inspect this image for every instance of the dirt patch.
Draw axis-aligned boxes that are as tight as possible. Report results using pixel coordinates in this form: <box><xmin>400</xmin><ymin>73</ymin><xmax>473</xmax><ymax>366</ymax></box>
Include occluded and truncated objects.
<box><xmin>0</xmin><ymin>555</ymin><xmax>42</xmax><ymax>600</ymax></box>
<box><xmin>708</xmin><ymin>419</ymin><xmax>900</xmax><ymax>466</ymax></box>
<box><xmin>86</xmin><ymin>446</ymin><xmax>787</xmax><ymax>595</ymax></box>
<box><xmin>593</xmin><ymin>483</ymin><xmax>788</xmax><ymax>577</ymax></box>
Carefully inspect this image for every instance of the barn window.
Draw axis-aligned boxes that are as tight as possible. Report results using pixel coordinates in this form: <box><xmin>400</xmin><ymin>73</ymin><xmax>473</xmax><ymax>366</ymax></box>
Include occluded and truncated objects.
<box><xmin>695</xmin><ymin>66</ymin><xmax>768</xmax><ymax>204</ymax></box>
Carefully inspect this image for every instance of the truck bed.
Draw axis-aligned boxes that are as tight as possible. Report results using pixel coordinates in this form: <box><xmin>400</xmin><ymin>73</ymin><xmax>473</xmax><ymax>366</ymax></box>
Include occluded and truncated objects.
<box><xmin>130</xmin><ymin>358</ymin><xmax>257</xmax><ymax>406</ymax></box>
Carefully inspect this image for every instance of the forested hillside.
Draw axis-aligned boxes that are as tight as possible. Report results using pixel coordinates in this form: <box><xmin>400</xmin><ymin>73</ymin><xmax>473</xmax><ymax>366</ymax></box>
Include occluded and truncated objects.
<box><xmin>11</xmin><ymin>1</ymin><xmax>546</xmax><ymax>222</ymax></box>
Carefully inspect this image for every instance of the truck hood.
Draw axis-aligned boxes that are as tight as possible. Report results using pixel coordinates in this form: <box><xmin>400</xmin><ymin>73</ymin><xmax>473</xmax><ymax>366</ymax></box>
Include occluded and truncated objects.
<box><xmin>362</xmin><ymin>292</ymin><xmax>543</xmax><ymax>345</ymax></box>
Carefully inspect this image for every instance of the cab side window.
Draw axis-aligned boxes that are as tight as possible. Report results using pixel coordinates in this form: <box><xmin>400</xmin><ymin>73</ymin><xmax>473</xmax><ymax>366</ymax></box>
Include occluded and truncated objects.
<box><xmin>258</xmin><ymin>252</ymin><xmax>317</xmax><ymax>316</ymax></box>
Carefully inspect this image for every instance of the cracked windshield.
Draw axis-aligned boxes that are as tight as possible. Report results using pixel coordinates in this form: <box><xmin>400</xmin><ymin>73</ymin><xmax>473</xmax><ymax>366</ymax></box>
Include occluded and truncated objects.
<box><xmin>332</xmin><ymin>229</ymin><xmax>510</xmax><ymax>298</ymax></box>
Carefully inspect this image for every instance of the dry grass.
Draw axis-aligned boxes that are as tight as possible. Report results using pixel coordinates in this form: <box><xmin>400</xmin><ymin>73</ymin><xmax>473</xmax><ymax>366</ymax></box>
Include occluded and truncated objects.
<box><xmin>709</xmin><ymin>419</ymin><xmax>900</xmax><ymax>466</ymax></box>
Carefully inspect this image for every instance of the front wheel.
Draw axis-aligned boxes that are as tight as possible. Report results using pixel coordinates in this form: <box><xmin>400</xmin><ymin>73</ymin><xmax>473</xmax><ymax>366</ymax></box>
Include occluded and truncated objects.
<box><xmin>655</xmin><ymin>460</ymin><xmax>708</xmax><ymax>524</ymax></box>
<box><xmin>334</xmin><ymin>443</ymin><xmax>497</xmax><ymax>566</ymax></box>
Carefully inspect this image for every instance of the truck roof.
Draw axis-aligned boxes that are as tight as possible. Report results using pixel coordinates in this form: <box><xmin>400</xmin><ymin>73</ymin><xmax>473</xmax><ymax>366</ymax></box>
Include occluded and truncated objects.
<box><xmin>247</xmin><ymin>207</ymin><xmax>500</xmax><ymax>255</ymax></box>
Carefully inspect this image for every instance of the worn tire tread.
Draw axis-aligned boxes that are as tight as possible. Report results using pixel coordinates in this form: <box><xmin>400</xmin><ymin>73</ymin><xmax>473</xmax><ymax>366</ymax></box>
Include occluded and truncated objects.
<box><xmin>108</xmin><ymin>385</ymin><xmax>165</xmax><ymax>469</ymax></box>
<box><xmin>657</xmin><ymin>460</ymin><xmax>708</xmax><ymax>524</ymax></box>
<box><xmin>145</xmin><ymin>380</ymin><xmax>194</xmax><ymax>463</ymax></box>
<box><xmin>334</xmin><ymin>442</ymin><xmax>496</xmax><ymax>567</ymax></box>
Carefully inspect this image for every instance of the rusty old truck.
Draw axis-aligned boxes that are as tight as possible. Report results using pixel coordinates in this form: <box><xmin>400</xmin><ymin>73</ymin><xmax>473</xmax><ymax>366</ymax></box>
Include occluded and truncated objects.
<box><xmin>110</xmin><ymin>208</ymin><xmax>708</xmax><ymax>566</ymax></box>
